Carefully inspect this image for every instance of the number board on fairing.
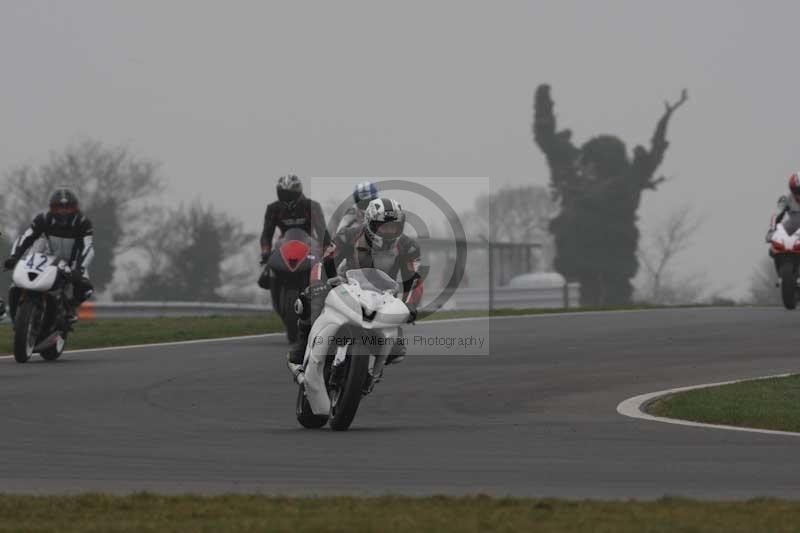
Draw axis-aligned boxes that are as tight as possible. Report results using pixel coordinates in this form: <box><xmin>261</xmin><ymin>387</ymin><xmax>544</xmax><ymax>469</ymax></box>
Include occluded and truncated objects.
<box><xmin>25</xmin><ymin>254</ymin><xmax>48</xmax><ymax>273</ymax></box>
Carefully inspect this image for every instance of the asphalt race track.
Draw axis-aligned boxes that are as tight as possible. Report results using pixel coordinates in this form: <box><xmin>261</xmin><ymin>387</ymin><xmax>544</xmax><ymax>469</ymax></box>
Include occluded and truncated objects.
<box><xmin>2</xmin><ymin>307</ymin><xmax>800</xmax><ymax>498</ymax></box>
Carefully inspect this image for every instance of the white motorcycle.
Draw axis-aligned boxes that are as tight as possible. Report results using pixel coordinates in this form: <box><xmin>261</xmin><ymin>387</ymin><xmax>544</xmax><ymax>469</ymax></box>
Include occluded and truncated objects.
<box><xmin>9</xmin><ymin>252</ymin><xmax>75</xmax><ymax>363</ymax></box>
<box><xmin>294</xmin><ymin>268</ymin><xmax>411</xmax><ymax>431</ymax></box>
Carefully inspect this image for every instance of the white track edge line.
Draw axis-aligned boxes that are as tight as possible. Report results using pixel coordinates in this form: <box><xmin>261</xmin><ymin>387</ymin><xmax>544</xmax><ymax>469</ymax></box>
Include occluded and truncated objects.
<box><xmin>0</xmin><ymin>332</ymin><xmax>284</xmax><ymax>359</ymax></box>
<box><xmin>0</xmin><ymin>306</ymin><xmax>745</xmax><ymax>360</ymax></box>
<box><xmin>616</xmin><ymin>372</ymin><xmax>800</xmax><ymax>437</ymax></box>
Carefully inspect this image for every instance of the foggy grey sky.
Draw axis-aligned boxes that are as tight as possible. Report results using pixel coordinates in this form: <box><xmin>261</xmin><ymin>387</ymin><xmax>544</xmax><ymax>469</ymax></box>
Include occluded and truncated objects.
<box><xmin>2</xmin><ymin>0</ymin><xmax>799</xmax><ymax>297</ymax></box>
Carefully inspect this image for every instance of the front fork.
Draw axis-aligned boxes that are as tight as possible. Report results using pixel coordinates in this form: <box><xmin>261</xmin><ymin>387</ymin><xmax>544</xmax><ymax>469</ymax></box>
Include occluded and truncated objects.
<box><xmin>328</xmin><ymin>348</ymin><xmax>386</xmax><ymax>394</ymax></box>
<box><xmin>7</xmin><ymin>285</ymin><xmax>20</xmax><ymax>324</ymax></box>
<box><xmin>328</xmin><ymin>335</ymin><xmax>392</xmax><ymax>396</ymax></box>
<box><xmin>365</xmin><ymin>353</ymin><xmax>387</xmax><ymax>395</ymax></box>
<box><xmin>7</xmin><ymin>287</ymin><xmax>46</xmax><ymax>327</ymax></box>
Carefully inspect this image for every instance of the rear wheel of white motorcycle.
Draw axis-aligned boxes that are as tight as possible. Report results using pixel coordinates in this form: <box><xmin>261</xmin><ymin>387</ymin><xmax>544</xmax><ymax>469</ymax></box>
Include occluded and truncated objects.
<box><xmin>281</xmin><ymin>286</ymin><xmax>299</xmax><ymax>343</ymax></box>
<box><xmin>329</xmin><ymin>341</ymin><xmax>370</xmax><ymax>431</ymax></box>
<box><xmin>780</xmin><ymin>261</ymin><xmax>797</xmax><ymax>310</ymax></box>
<box><xmin>13</xmin><ymin>300</ymin><xmax>38</xmax><ymax>363</ymax></box>
<box><xmin>296</xmin><ymin>383</ymin><xmax>329</xmax><ymax>429</ymax></box>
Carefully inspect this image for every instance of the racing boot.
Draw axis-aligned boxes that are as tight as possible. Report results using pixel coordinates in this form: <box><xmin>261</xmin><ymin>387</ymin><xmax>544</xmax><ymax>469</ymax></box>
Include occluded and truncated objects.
<box><xmin>286</xmin><ymin>319</ymin><xmax>311</xmax><ymax>381</ymax></box>
<box><xmin>386</xmin><ymin>343</ymin><xmax>406</xmax><ymax>365</ymax></box>
<box><xmin>385</xmin><ymin>326</ymin><xmax>406</xmax><ymax>365</ymax></box>
<box><xmin>67</xmin><ymin>294</ymin><xmax>88</xmax><ymax>327</ymax></box>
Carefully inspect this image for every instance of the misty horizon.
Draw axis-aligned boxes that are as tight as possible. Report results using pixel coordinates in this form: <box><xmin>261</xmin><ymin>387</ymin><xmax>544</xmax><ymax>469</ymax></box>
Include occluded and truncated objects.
<box><xmin>3</xmin><ymin>1</ymin><xmax>799</xmax><ymax>299</ymax></box>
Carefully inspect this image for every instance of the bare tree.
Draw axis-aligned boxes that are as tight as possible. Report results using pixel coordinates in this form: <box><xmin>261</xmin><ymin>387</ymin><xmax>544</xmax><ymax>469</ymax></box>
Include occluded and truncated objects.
<box><xmin>637</xmin><ymin>205</ymin><xmax>705</xmax><ymax>304</ymax></box>
<box><xmin>455</xmin><ymin>185</ymin><xmax>557</xmax><ymax>289</ymax></box>
<box><xmin>120</xmin><ymin>202</ymin><xmax>256</xmax><ymax>301</ymax></box>
<box><xmin>1</xmin><ymin>140</ymin><xmax>163</xmax><ymax>291</ymax></box>
<box><xmin>465</xmin><ymin>185</ymin><xmax>556</xmax><ymax>262</ymax></box>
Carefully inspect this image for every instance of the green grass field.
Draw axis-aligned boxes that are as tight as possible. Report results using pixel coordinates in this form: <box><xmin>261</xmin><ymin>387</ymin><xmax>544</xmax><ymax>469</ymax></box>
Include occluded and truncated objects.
<box><xmin>0</xmin><ymin>314</ymin><xmax>280</xmax><ymax>354</ymax></box>
<box><xmin>0</xmin><ymin>305</ymin><xmax>681</xmax><ymax>355</ymax></box>
<box><xmin>647</xmin><ymin>374</ymin><xmax>800</xmax><ymax>433</ymax></box>
<box><xmin>1</xmin><ymin>494</ymin><xmax>800</xmax><ymax>533</ymax></box>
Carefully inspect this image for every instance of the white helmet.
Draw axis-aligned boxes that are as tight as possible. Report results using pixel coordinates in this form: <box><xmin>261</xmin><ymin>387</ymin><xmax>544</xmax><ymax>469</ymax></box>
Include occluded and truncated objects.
<box><xmin>276</xmin><ymin>174</ymin><xmax>303</xmax><ymax>206</ymax></box>
<box><xmin>364</xmin><ymin>198</ymin><xmax>405</xmax><ymax>249</ymax></box>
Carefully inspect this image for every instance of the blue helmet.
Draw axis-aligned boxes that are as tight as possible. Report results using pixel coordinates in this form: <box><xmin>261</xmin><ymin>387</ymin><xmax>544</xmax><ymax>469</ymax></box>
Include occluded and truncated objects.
<box><xmin>353</xmin><ymin>181</ymin><xmax>378</xmax><ymax>210</ymax></box>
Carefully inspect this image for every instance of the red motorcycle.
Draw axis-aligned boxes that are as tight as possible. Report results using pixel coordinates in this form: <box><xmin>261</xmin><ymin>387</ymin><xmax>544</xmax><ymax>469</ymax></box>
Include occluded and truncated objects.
<box><xmin>262</xmin><ymin>228</ymin><xmax>320</xmax><ymax>341</ymax></box>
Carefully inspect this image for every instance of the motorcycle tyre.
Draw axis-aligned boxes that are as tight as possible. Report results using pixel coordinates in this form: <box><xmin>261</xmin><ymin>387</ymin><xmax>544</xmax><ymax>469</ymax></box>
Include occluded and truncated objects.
<box><xmin>13</xmin><ymin>300</ymin><xmax>38</xmax><ymax>363</ymax></box>
<box><xmin>780</xmin><ymin>260</ymin><xmax>797</xmax><ymax>310</ymax></box>
<box><xmin>329</xmin><ymin>341</ymin><xmax>370</xmax><ymax>431</ymax></box>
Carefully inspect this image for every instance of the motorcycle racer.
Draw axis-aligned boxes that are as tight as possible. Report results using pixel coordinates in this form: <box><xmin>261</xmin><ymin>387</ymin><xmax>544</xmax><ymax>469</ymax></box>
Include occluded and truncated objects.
<box><xmin>335</xmin><ymin>181</ymin><xmax>378</xmax><ymax>233</ymax></box>
<box><xmin>4</xmin><ymin>188</ymin><xmax>94</xmax><ymax>323</ymax></box>
<box><xmin>258</xmin><ymin>174</ymin><xmax>332</xmax><ymax>291</ymax></box>
<box><xmin>766</xmin><ymin>172</ymin><xmax>800</xmax><ymax>242</ymax></box>
<box><xmin>288</xmin><ymin>197</ymin><xmax>423</xmax><ymax>370</ymax></box>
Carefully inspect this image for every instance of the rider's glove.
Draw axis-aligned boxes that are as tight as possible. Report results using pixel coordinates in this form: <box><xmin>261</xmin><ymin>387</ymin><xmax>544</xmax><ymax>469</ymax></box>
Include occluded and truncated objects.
<box><xmin>71</xmin><ymin>268</ymin><xmax>85</xmax><ymax>284</ymax></box>
<box><xmin>327</xmin><ymin>276</ymin><xmax>345</xmax><ymax>288</ymax></box>
<box><xmin>306</xmin><ymin>280</ymin><xmax>330</xmax><ymax>301</ymax></box>
<box><xmin>257</xmin><ymin>268</ymin><xmax>271</xmax><ymax>290</ymax></box>
<box><xmin>260</xmin><ymin>253</ymin><xmax>270</xmax><ymax>265</ymax></box>
<box><xmin>404</xmin><ymin>302</ymin><xmax>418</xmax><ymax>324</ymax></box>
<box><xmin>3</xmin><ymin>257</ymin><xmax>18</xmax><ymax>271</ymax></box>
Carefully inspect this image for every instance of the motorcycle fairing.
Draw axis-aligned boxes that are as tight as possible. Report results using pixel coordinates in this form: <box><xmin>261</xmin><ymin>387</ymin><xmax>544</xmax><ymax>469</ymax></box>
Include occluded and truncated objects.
<box><xmin>301</xmin><ymin>281</ymin><xmax>406</xmax><ymax>416</ymax></box>
<box><xmin>12</xmin><ymin>253</ymin><xmax>61</xmax><ymax>291</ymax></box>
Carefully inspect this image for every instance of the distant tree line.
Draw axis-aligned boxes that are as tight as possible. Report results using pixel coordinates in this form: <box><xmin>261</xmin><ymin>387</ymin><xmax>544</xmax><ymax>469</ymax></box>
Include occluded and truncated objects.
<box><xmin>0</xmin><ymin>140</ymin><xmax>255</xmax><ymax>301</ymax></box>
<box><xmin>0</xmin><ymin>84</ymin><xmax>695</xmax><ymax>307</ymax></box>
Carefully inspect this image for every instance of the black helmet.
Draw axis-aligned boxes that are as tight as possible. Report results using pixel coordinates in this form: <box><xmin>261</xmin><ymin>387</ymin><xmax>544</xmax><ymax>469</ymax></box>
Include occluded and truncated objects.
<box><xmin>276</xmin><ymin>174</ymin><xmax>303</xmax><ymax>207</ymax></box>
<box><xmin>49</xmin><ymin>188</ymin><xmax>79</xmax><ymax>225</ymax></box>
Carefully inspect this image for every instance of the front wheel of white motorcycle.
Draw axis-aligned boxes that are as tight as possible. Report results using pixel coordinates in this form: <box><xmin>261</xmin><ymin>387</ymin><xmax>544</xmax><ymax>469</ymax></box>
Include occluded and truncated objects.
<box><xmin>780</xmin><ymin>260</ymin><xmax>797</xmax><ymax>310</ymax></box>
<box><xmin>329</xmin><ymin>341</ymin><xmax>370</xmax><ymax>431</ymax></box>
<box><xmin>13</xmin><ymin>300</ymin><xmax>39</xmax><ymax>363</ymax></box>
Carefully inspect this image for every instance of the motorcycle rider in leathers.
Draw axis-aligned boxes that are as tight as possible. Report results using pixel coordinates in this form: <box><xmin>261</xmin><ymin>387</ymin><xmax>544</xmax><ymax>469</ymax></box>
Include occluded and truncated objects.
<box><xmin>288</xmin><ymin>197</ymin><xmax>423</xmax><ymax>373</ymax></box>
<box><xmin>4</xmin><ymin>188</ymin><xmax>94</xmax><ymax>324</ymax></box>
<box><xmin>258</xmin><ymin>175</ymin><xmax>332</xmax><ymax>309</ymax></box>
<box><xmin>335</xmin><ymin>181</ymin><xmax>378</xmax><ymax>233</ymax></box>
<box><xmin>766</xmin><ymin>173</ymin><xmax>800</xmax><ymax>272</ymax></box>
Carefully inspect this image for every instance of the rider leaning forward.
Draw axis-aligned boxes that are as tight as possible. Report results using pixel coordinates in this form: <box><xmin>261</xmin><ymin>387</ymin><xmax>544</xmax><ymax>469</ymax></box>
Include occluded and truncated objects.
<box><xmin>4</xmin><ymin>188</ymin><xmax>94</xmax><ymax>323</ymax></box>
<box><xmin>258</xmin><ymin>175</ymin><xmax>330</xmax><ymax>291</ymax></box>
<box><xmin>288</xmin><ymin>197</ymin><xmax>423</xmax><ymax>370</ymax></box>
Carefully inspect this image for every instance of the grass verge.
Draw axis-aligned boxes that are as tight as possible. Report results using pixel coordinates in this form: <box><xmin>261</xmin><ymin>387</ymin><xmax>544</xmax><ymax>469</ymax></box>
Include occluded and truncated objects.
<box><xmin>647</xmin><ymin>374</ymin><xmax>800</xmax><ymax>433</ymax></box>
<box><xmin>1</xmin><ymin>494</ymin><xmax>800</xmax><ymax>532</ymax></box>
<box><xmin>0</xmin><ymin>314</ymin><xmax>281</xmax><ymax>354</ymax></box>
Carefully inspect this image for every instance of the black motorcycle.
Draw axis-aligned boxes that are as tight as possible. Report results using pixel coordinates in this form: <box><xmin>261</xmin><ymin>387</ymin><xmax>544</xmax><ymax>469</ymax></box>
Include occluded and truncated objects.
<box><xmin>260</xmin><ymin>228</ymin><xmax>320</xmax><ymax>341</ymax></box>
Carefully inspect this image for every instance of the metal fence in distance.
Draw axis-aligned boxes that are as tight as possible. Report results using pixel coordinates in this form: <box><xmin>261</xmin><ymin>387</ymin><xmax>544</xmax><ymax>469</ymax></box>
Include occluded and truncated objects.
<box><xmin>80</xmin><ymin>283</ymin><xmax>581</xmax><ymax>319</ymax></box>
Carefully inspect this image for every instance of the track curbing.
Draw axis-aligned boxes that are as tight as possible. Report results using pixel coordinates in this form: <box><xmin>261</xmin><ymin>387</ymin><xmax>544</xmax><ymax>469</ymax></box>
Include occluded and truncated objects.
<box><xmin>616</xmin><ymin>373</ymin><xmax>800</xmax><ymax>438</ymax></box>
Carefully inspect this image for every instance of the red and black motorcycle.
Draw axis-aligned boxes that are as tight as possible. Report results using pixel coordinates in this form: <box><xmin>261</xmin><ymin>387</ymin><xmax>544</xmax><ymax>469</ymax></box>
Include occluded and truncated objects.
<box><xmin>261</xmin><ymin>228</ymin><xmax>320</xmax><ymax>341</ymax></box>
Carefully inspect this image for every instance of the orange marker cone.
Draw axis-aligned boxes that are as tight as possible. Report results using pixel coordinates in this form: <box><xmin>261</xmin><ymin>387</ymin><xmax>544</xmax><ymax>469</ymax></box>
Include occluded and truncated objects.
<box><xmin>78</xmin><ymin>301</ymin><xmax>96</xmax><ymax>320</ymax></box>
